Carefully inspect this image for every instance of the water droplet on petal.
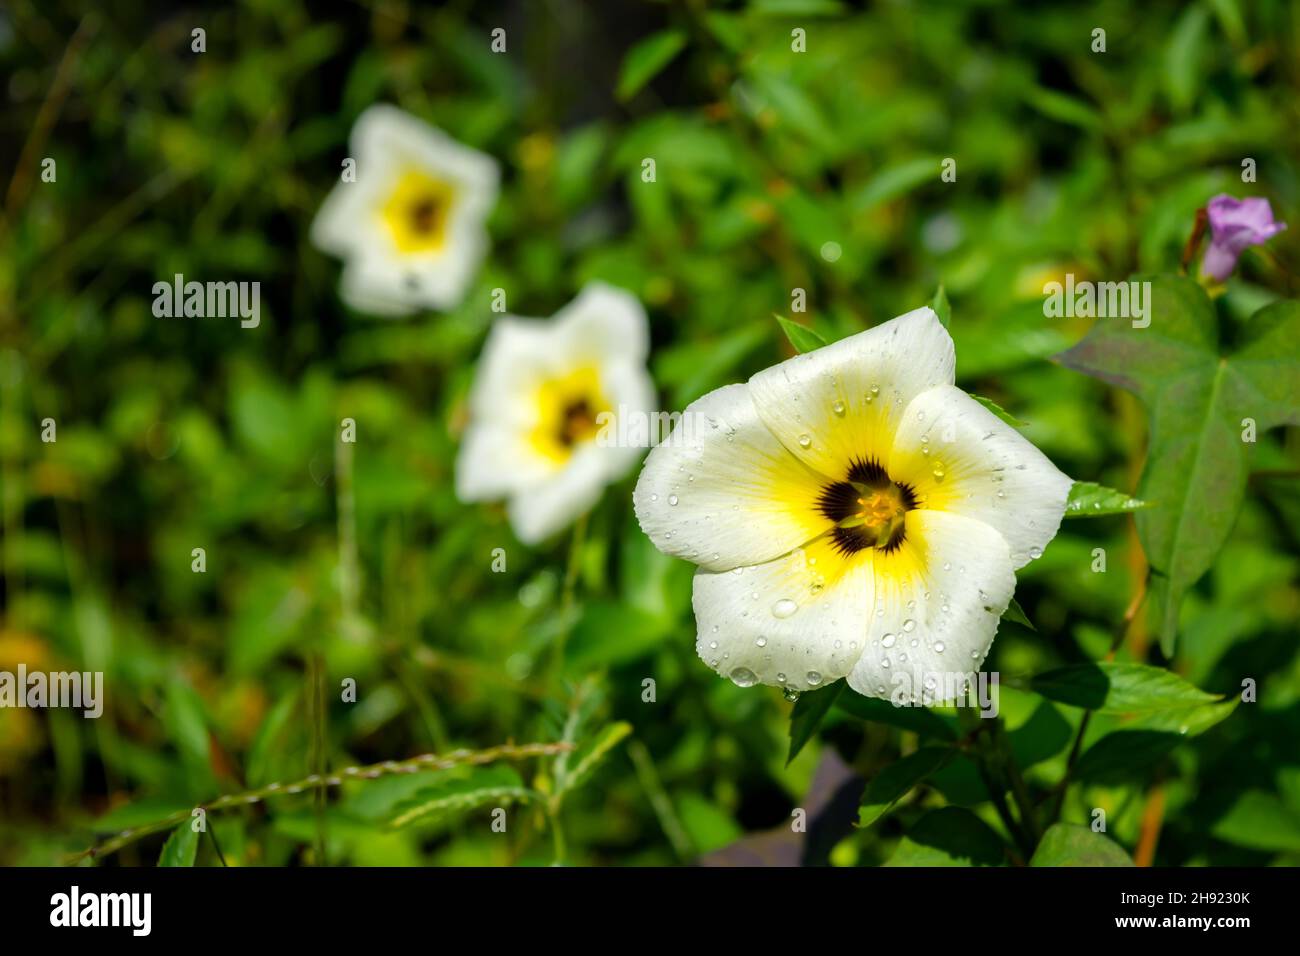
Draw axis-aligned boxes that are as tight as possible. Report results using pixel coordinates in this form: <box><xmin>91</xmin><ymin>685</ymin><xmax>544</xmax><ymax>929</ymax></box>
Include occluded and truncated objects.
<box><xmin>881</xmin><ymin>633</ymin><xmax>897</xmax><ymax>648</ymax></box>
<box><xmin>729</xmin><ymin>667</ymin><xmax>757</xmax><ymax>688</ymax></box>
<box><xmin>755</xmin><ymin>636</ymin><xmax>768</xmax><ymax>647</ymax></box>
<box><xmin>934</xmin><ymin>641</ymin><xmax>946</xmax><ymax>653</ymax></box>
<box><xmin>806</xmin><ymin>671</ymin><xmax>822</xmax><ymax>686</ymax></box>
<box><xmin>902</xmin><ymin>619</ymin><xmax>916</xmax><ymax>632</ymax></box>
<box><xmin>1029</xmin><ymin>546</ymin><xmax>1043</xmax><ymax>559</ymax></box>
<box><xmin>668</xmin><ymin>494</ymin><xmax>679</xmax><ymax>506</ymax></box>
<box><xmin>772</xmin><ymin>598</ymin><xmax>799</xmax><ymax>619</ymax></box>
<box><xmin>832</xmin><ymin>400</ymin><xmax>846</xmax><ymax>416</ymax></box>
<box><xmin>798</xmin><ymin>434</ymin><xmax>812</xmax><ymax>449</ymax></box>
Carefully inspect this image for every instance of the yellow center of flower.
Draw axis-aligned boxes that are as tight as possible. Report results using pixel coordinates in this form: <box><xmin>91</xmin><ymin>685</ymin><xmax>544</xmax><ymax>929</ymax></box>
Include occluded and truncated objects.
<box><xmin>529</xmin><ymin>365</ymin><xmax>611</xmax><ymax>464</ymax></box>
<box><xmin>381</xmin><ymin>170</ymin><xmax>456</xmax><ymax>254</ymax></box>
<box><xmin>816</xmin><ymin>458</ymin><xmax>916</xmax><ymax>555</ymax></box>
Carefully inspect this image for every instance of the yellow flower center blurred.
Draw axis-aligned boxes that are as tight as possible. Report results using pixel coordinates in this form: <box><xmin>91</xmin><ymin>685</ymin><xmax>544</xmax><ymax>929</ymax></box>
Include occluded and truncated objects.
<box><xmin>381</xmin><ymin>170</ymin><xmax>456</xmax><ymax>254</ymax></box>
<box><xmin>529</xmin><ymin>365</ymin><xmax>611</xmax><ymax>464</ymax></box>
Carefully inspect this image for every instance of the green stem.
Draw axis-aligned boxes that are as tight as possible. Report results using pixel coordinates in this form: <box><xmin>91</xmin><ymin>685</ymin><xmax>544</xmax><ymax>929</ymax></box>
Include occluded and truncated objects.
<box><xmin>74</xmin><ymin>742</ymin><xmax>572</xmax><ymax>864</ymax></box>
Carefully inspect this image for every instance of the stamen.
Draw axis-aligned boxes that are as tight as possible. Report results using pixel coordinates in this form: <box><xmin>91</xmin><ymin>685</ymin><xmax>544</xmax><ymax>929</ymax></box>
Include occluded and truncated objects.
<box><xmin>816</xmin><ymin>457</ymin><xmax>915</xmax><ymax>555</ymax></box>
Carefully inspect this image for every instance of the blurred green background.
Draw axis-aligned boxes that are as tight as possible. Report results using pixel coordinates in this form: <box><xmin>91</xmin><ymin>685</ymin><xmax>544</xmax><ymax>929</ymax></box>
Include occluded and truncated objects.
<box><xmin>0</xmin><ymin>0</ymin><xmax>1297</xmax><ymax>866</ymax></box>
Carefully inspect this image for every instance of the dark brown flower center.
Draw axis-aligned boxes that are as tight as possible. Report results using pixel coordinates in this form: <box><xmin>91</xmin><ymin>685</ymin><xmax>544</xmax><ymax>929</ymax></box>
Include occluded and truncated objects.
<box><xmin>816</xmin><ymin>458</ymin><xmax>916</xmax><ymax>555</ymax></box>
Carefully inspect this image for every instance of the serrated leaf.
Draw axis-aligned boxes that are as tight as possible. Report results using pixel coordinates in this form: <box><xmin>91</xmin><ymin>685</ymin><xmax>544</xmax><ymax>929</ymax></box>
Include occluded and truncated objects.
<box><xmin>1063</xmin><ymin>481</ymin><xmax>1148</xmax><ymax>517</ymax></box>
<box><xmin>1030</xmin><ymin>823</ymin><xmax>1134</xmax><ymax>866</ymax></box>
<box><xmin>1058</xmin><ymin>278</ymin><xmax>1300</xmax><ymax>654</ymax></box>
<box><xmin>1002</xmin><ymin>597</ymin><xmax>1034</xmax><ymax>630</ymax></box>
<box><xmin>1027</xmin><ymin>662</ymin><xmax>1219</xmax><ymax>713</ymax></box>
<box><xmin>775</xmin><ymin>314</ymin><xmax>828</xmax><ymax>354</ymax></box>
<box><xmin>558</xmin><ymin>721</ymin><xmax>632</xmax><ymax>796</ymax></box>
<box><xmin>1030</xmin><ymin>663</ymin><xmax>1236</xmax><ymax>782</ymax></box>
<box><xmin>930</xmin><ymin>285</ymin><xmax>951</xmax><ymax>329</ymax></box>
<box><xmin>971</xmin><ymin>394</ymin><xmax>1026</xmax><ymax>428</ymax></box>
<box><xmin>787</xmin><ymin>679</ymin><xmax>845</xmax><ymax>765</ymax></box>
<box><xmin>616</xmin><ymin>30</ymin><xmax>687</xmax><ymax>102</ymax></box>
<box><xmin>884</xmin><ymin>807</ymin><xmax>1006</xmax><ymax>866</ymax></box>
<box><xmin>857</xmin><ymin>746</ymin><xmax>954</xmax><ymax>827</ymax></box>
<box><xmin>835</xmin><ymin>692</ymin><xmax>958</xmax><ymax>741</ymax></box>
<box><xmin>387</xmin><ymin>766</ymin><xmax>535</xmax><ymax>830</ymax></box>
<box><xmin>158</xmin><ymin>822</ymin><xmax>199</xmax><ymax>867</ymax></box>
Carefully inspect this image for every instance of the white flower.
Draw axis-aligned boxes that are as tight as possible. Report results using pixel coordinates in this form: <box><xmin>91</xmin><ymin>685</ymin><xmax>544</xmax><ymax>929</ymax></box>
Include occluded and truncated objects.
<box><xmin>633</xmin><ymin>307</ymin><xmax>1071</xmax><ymax>703</ymax></box>
<box><xmin>456</xmin><ymin>283</ymin><xmax>656</xmax><ymax>545</ymax></box>
<box><xmin>311</xmin><ymin>105</ymin><xmax>499</xmax><ymax>316</ymax></box>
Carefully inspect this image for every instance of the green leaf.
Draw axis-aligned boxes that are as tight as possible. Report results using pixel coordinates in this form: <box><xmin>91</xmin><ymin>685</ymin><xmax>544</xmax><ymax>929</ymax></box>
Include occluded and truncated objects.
<box><xmin>1164</xmin><ymin>4</ymin><xmax>1210</xmax><ymax>112</ymax></box>
<box><xmin>857</xmin><ymin>747</ymin><xmax>954</xmax><ymax>827</ymax></box>
<box><xmin>1063</xmin><ymin>481</ymin><xmax>1148</xmax><ymax>518</ymax></box>
<box><xmin>1002</xmin><ymin>597</ymin><xmax>1035</xmax><ymax>630</ymax></box>
<box><xmin>884</xmin><ymin>807</ymin><xmax>1006</xmax><ymax>866</ymax></box>
<box><xmin>787</xmin><ymin>679</ymin><xmax>846</xmax><ymax>765</ymax></box>
<box><xmin>836</xmin><ymin>693</ymin><xmax>958</xmax><ymax>741</ymax></box>
<box><xmin>387</xmin><ymin>766</ymin><xmax>536</xmax><ymax>829</ymax></box>
<box><xmin>775</xmin><ymin>314</ymin><xmax>829</xmax><ymax>354</ymax></box>
<box><xmin>616</xmin><ymin>30</ymin><xmax>687</xmax><ymax>102</ymax></box>
<box><xmin>158</xmin><ymin>822</ymin><xmax>200</xmax><ymax>867</ymax></box>
<box><xmin>1072</xmin><ymin>729</ymin><xmax>1189</xmax><ymax>782</ymax></box>
<box><xmin>1212</xmin><ymin>792</ymin><xmax>1300</xmax><ymax>852</ymax></box>
<box><xmin>558</xmin><ymin>721</ymin><xmax>633</xmax><ymax>796</ymax></box>
<box><xmin>1031</xmin><ymin>662</ymin><xmax>1236</xmax><ymax>731</ymax></box>
<box><xmin>971</xmin><ymin>394</ymin><xmax>1026</xmax><ymax>428</ymax></box>
<box><xmin>1027</xmin><ymin>662</ymin><xmax>1220</xmax><ymax>713</ymax></box>
<box><xmin>930</xmin><ymin>285</ymin><xmax>951</xmax><ymax>329</ymax></box>
<box><xmin>1030</xmin><ymin>823</ymin><xmax>1134</xmax><ymax>866</ymax></box>
<box><xmin>1058</xmin><ymin>279</ymin><xmax>1300</xmax><ymax>653</ymax></box>
<box><xmin>852</xmin><ymin>156</ymin><xmax>940</xmax><ymax>212</ymax></box>
<box><xmin>1034</xmin><ymin>664</ymin><xmax>1238</xmax><ymax>782</ymax></box>
<box><xmin>1023</xmin><ymin>85</ymin><xmax>1102</xmax><ymax>130</ymax></box>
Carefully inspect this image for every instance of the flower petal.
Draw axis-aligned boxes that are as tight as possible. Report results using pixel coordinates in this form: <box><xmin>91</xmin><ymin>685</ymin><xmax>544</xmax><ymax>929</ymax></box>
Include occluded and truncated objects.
<box><xmin>888</xmin><ymin>385</ymin><xmax>1072</xmax><ymax>568</ymax></box>
<box><xmin>507</xmin><ymin>444</ymin><xmax>608</xmax><ymax>545</ymax></box>
<box><xmin>746</xmin><ymin>307</ymin><xmax>954</xmax><ymax>479</ymax></box>
<box><xmin>848</xmin><ymin>510</ymin><xmax>1015</xmax><ymax>704</ymax></box>
<box><xmin>553</xmin><ymin>282</ymin><xmax>650</xmax><ymax>367</ymax></box>
<box><xmin>692</xmin><ymin>535</ymin><xmax>873</xmax><ymax>692</ymax></box>
<box><xmin>633</xmin><ymin>384</ymin><xmax>832</xmax><ymax>572</ymax></box>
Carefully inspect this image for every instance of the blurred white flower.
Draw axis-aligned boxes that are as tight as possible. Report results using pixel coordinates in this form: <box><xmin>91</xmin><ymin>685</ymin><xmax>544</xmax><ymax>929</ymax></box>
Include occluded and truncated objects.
<box><xmin>311</xmin><ymin>105</ymin><xmax>498</xmax><ymax>316</ymax></box>
<box><xmin>634</xmin><ymin>307</ymin><xmax>1071</xmax><ymax>703</ymax></box>
<box><xmin>457</xmin><ymin>283</ymin><xmax>655</xmax><ymax>544</ymax></box>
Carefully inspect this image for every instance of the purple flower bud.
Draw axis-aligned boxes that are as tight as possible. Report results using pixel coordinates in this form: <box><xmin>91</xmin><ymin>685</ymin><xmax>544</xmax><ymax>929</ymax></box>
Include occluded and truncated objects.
<box><xmin>1201</xmin><ymin>194</ymin><xmax>1287</xmax><ymax>282</ymax></box>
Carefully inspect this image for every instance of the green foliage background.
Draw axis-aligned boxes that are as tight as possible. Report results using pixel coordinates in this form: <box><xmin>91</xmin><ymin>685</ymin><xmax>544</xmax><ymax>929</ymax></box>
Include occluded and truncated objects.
<box><xmin>0</xmin><ymin>0</ymin><xmax>1297</xmax><ymax>866</ymax></box>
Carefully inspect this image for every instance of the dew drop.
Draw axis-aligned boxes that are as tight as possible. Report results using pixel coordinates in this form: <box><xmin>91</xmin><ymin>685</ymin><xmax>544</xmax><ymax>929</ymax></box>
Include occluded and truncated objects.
<box><xmin>755</xmin><ymin>636</ymin><xmax>768</xmax><ymax>647</ymax></box>
<box><xmin>668</xmin><ymin>494</ymin><xmax>679</xmax><ymax>506</ymax></box>
<box><xmin>902</xmin><ymin>619</ymin><xmax>916</xmax><ymax>632</ymax></box>
<box><xmin>881</xmin><ymin>633</ymin><xmax>897</xmax><ymax>648</ymax></box>
<box><xmin>832</xmin><ymin>400</ymin><xmax>846</xmax><ymax>416</ymax></box>
<box><xmin>729</xmin><ymin>667</ymin><xmax>757</xmax><ymax>688</ymax></box>
<box><xmin>798</xmin><ymin>434</ymin><xmax>812</xmax><ymax>449</ymax></box>
<box><xmin>1029</xmin><ymin>546</ymin><xmax>1043</xmax><ymax>560</ymax></box>
<box><xmin>932</xmin><ymin>460</ymin><xmax>946</xmax><ymax>481</ymax></box>
<box><xmin>934</xmin><ymin>641</ymin><xmax>946</xmax><ymax>653</ymax></box>
<box><xmin>772</xmin><ymin>598</ymin><xmax>799</xmax><ymax>619</ymax></box>
<box><xmin>806</xmin><ymin>671</ymin><xmax>823</xmax><ymax>686</ymax></box>
<box><xmin>783</xmin><ymin>687</ymin><xmax>800</xmax><ymax>702</ymax></box>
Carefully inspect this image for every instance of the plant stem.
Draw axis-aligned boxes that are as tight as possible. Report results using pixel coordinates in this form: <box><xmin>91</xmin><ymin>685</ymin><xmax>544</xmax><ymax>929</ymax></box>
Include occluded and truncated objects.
<box><xmin>73</xmin><ymin>742</ymin><xmax>572</xmax><ymax>864</ymax></box>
